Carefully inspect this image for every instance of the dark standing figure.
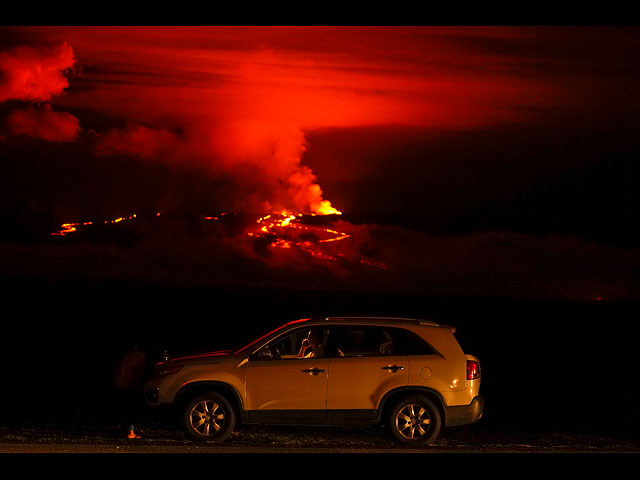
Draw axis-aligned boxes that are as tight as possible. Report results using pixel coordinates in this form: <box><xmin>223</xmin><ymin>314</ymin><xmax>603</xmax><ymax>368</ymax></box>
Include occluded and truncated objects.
<box><xmin>113</xmin><ymin>345</ymin><xmax>148</xmax><ymax>439</ymax></box>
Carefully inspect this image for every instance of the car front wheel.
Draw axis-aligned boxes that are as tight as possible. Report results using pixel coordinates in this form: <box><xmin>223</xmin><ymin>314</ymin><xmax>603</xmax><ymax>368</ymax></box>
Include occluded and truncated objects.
<box><xmin>182</xmin><ymin>392</ymin><xmax>236</xmax><ymax>442</ymax></box>
<box><xmin>389</xmin><ymin>395</ymin><xmax>441</xmax><ymax>445</ymax></box>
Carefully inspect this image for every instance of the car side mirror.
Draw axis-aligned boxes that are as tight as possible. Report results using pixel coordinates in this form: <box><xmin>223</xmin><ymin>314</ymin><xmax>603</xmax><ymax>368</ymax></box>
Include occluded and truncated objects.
<box><xmin>252</xmin><ymin>346</ymin><xmax>275</xmax><ymax>361</ymax></box>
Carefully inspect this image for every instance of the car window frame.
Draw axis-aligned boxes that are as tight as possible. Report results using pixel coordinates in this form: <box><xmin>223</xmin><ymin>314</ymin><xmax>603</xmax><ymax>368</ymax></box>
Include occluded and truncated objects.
<box><xmin>247</xmin><ymin>323</ymin><xmax>440</xmax><ymax>361</ymax></box>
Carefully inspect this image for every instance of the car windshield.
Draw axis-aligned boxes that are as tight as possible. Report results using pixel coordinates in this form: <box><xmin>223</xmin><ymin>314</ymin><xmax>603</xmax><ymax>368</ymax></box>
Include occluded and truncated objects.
<box><xmin>234</xmin><ymin>318</ymin><xmax>311</xmax><ymax>355</ymax></box>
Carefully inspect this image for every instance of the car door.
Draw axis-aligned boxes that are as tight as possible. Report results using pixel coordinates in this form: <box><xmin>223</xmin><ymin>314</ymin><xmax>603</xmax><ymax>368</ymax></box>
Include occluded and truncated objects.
<box><xmin>326</xmin><ymin>326</ymin><xmax>409</xmax><ymax>422</ymax></box>
<box><xmin>244</xmin><ymin>326</ymin><xmax>330</xmax><ymax>424</ymax></box>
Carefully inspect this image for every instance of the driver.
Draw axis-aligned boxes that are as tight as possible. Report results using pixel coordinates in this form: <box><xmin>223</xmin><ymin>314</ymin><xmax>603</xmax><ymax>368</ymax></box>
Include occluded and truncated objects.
<box><xmin>298</xmin><ymin>329</ymin><xmax>325</xmax><ymax>358</ymax></box>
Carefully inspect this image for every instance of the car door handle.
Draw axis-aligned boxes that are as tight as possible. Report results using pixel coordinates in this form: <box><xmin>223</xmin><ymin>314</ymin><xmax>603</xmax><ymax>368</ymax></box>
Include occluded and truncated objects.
<box><xmin>302</xmin><ymin>368</ymin><xmax>325</xmax><ymax>376</ymax></box>
<box><xmin>382</xmin><ymin>365</ymin><xmax>405</xmax><ymax>372</ymax></box>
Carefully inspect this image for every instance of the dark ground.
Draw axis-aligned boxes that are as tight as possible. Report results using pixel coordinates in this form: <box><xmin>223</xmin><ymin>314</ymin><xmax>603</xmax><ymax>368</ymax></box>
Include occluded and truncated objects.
<box><xmin>1</xmin><ymin>275</ymin><xmax>639</xmax><ymax>453</ymax></box>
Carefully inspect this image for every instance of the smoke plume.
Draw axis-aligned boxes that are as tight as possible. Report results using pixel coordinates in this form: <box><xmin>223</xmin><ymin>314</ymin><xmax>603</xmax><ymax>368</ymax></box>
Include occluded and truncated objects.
<box><xmin>6</xmin><ymin>103</ymin><xmax>80</xmax><ymax>142</ymax></box>
<box><xmin>0</xmin><ymin>42</ymin><xmax>76</xmax><ymax>103</ymax></box>
<box><xmin>1</xmin><ymin>41</ymin><xmax>81</xmax><ymax>144</ymax></box>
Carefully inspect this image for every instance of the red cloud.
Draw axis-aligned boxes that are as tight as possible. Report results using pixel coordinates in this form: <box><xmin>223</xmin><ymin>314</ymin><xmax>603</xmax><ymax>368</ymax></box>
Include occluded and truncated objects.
<box><xmin>0</xmin><ymin>42</ymin><xmax>76</xmax><ymax>102</ymax></box>
<box><xmin>94</xmin><ymin>123</ymin><xmax>182</xmax><ymax>160</ymax></box>
<box><xmin>37</xmin><ymin>27</ymin><xmax>567</xmax><ymax>215</ymax></box>
<box><xmin>6</xmin><ymin>28</ymin><xmax>562</xmax><ymax>215</ymax></box>
<box><xmin>6</xmin><ymin>103</ymin><xmax>80</xmax><ymax>142</ymax></box>
<box><xmin>9</xmin><ymin>27</ymin><xmax>631</xmax><ymax>216</ymax></box>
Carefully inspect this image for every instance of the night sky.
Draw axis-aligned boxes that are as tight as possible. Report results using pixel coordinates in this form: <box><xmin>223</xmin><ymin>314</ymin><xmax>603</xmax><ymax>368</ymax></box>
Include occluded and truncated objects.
<box><xmin>2</xmin><ymin>26</ymin><xmax>640</xmax><ymax>301</ymax></box>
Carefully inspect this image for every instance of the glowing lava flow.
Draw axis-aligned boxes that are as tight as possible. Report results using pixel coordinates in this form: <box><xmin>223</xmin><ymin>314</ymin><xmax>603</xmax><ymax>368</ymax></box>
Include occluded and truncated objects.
<box><xmin>51</xmin><ymin>213</ymin><xmax>140</xmax><ymax>236</ymax></box>
<box><xmin>51</xmin><ymin>210</ymin><xmax>351</xmax><ymax>260</ymax></box>
<box><xmin>247</xmin><ymin>212</ymin><xmax>385</xmax><ymax>268</ymax></box>
<box><xmin>247</xmin><ymin>211</ymin><xmax>352</xmax><ymax>261</ymax></box>
<box><xmin>50</xmin><ymin>210</ymin><xmax>385</xmax><ymax>269</ymax></box>
<box><xmin>50</xmin><ymin>222</ymin><xmax>82</xmax><ymax>236</ymax></box>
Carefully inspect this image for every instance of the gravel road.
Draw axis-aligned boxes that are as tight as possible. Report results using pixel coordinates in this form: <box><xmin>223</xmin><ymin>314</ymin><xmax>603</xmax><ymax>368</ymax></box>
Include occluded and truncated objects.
<box><xmin>1</xmin><ymin>420</ymin><xmax>638</xmax><ymax>454</ymax></box>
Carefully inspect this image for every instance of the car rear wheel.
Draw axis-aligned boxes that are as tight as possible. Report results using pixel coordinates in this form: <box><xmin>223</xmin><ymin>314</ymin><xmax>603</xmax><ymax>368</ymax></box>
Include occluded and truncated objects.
<box><xmin>182</xmin><ymin>392</ymin><xmax>236</xmax><ymax>442</ymax></box>
<box><xmin>389</xmin><ymin>395</ymin><xmax>441</xmax><ymax>445</ymax></box>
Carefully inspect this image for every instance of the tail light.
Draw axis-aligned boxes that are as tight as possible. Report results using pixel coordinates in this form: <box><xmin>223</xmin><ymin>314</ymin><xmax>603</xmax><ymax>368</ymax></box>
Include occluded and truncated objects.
<box><xmin>466</xmin><ymin>360</ymin><xmax>480</xmax><ymax>380</ymax></box>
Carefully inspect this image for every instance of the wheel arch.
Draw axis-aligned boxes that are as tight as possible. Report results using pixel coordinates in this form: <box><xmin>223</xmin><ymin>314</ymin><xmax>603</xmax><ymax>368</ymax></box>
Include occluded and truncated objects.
<box><xmin>378</xmin><ymin>386</ymin><xmax>447</xmax><ymax>425</ymax></box>
<box><xmin>175</xmin><ymin>381</ymin><xmax>246</xmax><ymax>424</ymax></box>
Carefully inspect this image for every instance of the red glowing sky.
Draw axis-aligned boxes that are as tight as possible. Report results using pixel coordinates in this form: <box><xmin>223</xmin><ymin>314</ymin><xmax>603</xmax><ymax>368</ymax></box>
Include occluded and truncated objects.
<box><xmin>3</xmin><ymin>26</ymin><xmax>640</xmax><ymax>300</ymax></box>
<box><xmin>2</xmin><ymin>26</ymin><xmax>640</xmax><ymax>218</ymax></box>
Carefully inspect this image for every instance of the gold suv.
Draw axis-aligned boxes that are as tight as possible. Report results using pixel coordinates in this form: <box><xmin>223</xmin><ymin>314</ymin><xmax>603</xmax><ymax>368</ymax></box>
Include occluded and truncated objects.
<box><xmin>144</xmin><ymin>317</ymin><xmax>484</xmax><ymax>445</ymax></box>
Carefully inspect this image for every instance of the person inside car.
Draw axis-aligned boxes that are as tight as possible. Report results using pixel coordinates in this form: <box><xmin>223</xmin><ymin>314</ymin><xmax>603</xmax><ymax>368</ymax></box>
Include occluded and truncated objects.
<box><xmin>298</xmin><ymin>329</ymin><xmax>325</xmax><ymax>358</ymax></box>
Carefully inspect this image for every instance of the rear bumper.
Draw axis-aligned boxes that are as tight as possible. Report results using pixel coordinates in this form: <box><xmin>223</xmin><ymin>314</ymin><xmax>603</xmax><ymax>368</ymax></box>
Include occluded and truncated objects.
<box><xmin>444</xmin><ymin>395</ymin><xmax>484</xmax><ymax>427</ymax></box>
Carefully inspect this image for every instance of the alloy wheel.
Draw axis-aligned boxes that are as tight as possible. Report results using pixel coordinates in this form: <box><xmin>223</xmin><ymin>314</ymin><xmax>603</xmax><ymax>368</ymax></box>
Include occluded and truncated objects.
<box><xmin>189</xmin><ymin>400</ymin><xmax>226</xmax><ymax>436</ymax></box>
<box><xmin>395</xmin><ymin>403</ymin><xmax>432</xmax><ymax>440</ymax></box>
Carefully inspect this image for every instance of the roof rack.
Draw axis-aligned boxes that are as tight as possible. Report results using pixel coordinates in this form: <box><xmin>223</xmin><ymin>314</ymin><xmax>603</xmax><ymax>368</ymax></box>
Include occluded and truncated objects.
<box><xmin>324</xmin><ymin>316</ymin><xmax>439</xmax><ymax>326</ymax></box>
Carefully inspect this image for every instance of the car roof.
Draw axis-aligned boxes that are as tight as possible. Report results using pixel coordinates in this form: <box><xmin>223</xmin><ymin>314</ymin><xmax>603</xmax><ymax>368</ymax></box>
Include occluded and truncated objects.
<box><xmin>237</xmin><ymin>316</ymin><xmax>443</xmax><ymax>355</ymax></box>
<box><xmin>306</xmin><ymin>316</ymin><xmax>440</xmax><ymax>327</ymax></box>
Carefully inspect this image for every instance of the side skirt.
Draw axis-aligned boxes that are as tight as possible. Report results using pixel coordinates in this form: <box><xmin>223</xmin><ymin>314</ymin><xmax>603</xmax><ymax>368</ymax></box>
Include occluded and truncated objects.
<box><xmin>246</xmin><ymin>409</ymin><xmax>378</xmax><ymax>426</ymax></box>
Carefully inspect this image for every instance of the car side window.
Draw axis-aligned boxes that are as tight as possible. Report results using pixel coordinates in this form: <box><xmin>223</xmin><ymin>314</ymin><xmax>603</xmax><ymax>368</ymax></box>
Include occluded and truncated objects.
<box><xmin>334</xmin><ymin>326</ymin><xmax>437</xmax><ymax>357</ymax></box>
<box><xmin>256</xmin><ymin>327</ymin><xmax>331</xmax><ymax>360</ymax></box>
<box><xmin>334</xmin><ymin>326</ymin><xmax>394</xmax><ymax>357</ymax></box>
<box><xmin>391</xmin><ymin>328</ymin><xmax>438</xmax><ymax>355</ymax></box>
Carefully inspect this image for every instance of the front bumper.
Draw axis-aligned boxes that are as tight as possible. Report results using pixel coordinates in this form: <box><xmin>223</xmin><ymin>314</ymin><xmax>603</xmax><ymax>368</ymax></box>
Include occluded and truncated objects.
<box><xmin>444</xmin><ymin>395</ymin><xmax>484</xmax><ymax>427</ymax></box>
<box><xmin>145</xmin><ymin>387</ymin><xmax>160</xmax><ymax>405</ymax></box>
